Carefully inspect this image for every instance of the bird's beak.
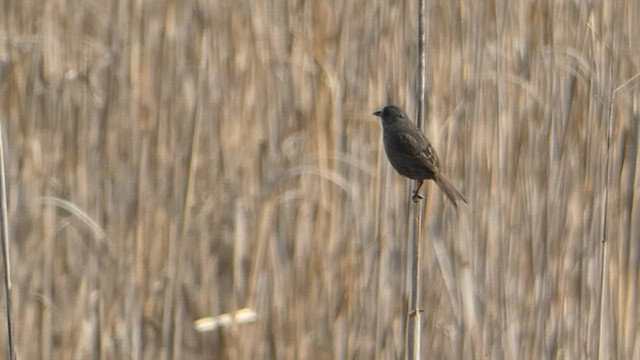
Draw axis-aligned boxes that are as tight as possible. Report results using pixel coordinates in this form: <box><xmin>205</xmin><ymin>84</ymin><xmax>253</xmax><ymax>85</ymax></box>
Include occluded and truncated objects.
<box><xmin>373</xmin><ymin>110</ymin><xmax>381</xmax><ymax>117</ymax></box>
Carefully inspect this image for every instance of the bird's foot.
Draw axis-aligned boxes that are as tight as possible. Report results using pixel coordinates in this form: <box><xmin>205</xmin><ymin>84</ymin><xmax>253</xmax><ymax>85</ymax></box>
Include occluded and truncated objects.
<box><xmin>412</xmin><ymin>180</ymin><xmax>424</xmax><ymax>202</ymax></box>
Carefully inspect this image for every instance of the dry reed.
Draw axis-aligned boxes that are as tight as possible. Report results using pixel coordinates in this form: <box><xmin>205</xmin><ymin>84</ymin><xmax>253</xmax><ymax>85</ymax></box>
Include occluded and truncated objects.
<box><xmin>0</xmin><ymin>0</ymin><xmax>638</xmax><ymax>359</ymax></box>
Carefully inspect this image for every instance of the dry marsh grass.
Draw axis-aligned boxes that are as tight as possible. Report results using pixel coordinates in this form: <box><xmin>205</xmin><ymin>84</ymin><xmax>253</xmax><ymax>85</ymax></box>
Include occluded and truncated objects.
<box><xmin>0</xmin><ymin>0</ymin><xmax>639</xmax><ymax>359</ymax></box>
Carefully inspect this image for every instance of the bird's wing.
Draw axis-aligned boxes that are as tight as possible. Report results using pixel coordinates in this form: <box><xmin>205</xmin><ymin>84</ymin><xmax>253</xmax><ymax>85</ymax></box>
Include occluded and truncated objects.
<box><xmin>398</xmin><ymin>126</ymin><xmax>435</xmax><ymax>156</ymax></box>
<box><xmin>395</xmin><ymin>129</ymin><xmax>438</xmax><ymax>167</ymax></box>
<box><xmin>391</xmin><ymin>132</ymin><xmax>425</xmax><ymax>158</ymax></box>
<box><xmin>418</xmin><ymin>141</ymin><xmax>439</xmax><ymax>170</ymax></box>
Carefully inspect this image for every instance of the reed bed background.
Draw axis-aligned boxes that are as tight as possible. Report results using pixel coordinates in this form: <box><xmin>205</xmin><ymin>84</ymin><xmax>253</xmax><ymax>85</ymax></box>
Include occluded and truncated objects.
<box><xmin>0</xmin><ymin>0</ymin><xmax>639</xmax><ymax>358</ymax></box>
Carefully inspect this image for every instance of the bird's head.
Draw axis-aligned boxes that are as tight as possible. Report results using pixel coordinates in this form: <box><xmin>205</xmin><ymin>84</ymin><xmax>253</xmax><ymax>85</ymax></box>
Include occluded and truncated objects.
<box><xmin>373</xmin><ymin>105</ymin><xmax>409</xmax><ymax>126</ymax></box>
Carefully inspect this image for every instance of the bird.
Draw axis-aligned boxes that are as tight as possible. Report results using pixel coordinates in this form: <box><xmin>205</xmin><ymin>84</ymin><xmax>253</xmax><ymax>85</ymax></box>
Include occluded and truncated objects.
<box><xmin>373</xmin><ymin>105</ymin><xmax>467</xmax><ymax>208</ymax></box>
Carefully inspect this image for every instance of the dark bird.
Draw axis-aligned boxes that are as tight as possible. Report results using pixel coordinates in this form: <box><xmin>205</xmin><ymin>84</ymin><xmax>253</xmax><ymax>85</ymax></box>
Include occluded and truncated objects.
<box><xmin>373</xmin><ymin>105</ymin><xmax>467</xmax><ymax>208</ymax></box>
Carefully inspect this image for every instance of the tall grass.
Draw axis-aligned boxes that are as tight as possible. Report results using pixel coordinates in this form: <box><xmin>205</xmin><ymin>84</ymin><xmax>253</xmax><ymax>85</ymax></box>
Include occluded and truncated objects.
<box><xmin>0</xmin><ymin>0</ymin><xmax>639</xmax><ymax>358</ymax></box>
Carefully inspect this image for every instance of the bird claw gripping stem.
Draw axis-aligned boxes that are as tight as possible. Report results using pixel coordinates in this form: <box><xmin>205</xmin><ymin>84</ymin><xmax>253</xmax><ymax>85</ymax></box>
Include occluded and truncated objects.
<box><xmin>412</xmin><ymin>180</ymin><xmax>424</xmax><ymax>202</ymax></box>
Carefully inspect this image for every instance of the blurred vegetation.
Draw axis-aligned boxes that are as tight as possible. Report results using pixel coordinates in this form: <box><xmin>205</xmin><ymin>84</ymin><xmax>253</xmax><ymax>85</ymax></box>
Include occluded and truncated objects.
<box><xmin>0</xmin><ymin>0</ymin><xmax>639</xmax><ymax>358</ymax></box>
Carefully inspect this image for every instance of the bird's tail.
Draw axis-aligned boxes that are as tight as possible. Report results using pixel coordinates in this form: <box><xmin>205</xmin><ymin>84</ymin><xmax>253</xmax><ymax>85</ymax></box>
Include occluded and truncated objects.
<box><xmin>434</xmin><ymin>174</ymin><xmax>468</xmax><ymax>210</ymax></box>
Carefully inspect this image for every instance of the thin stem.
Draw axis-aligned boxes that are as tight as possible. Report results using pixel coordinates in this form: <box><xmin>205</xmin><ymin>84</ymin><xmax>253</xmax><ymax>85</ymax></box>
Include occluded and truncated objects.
<box><xmin>406</xmin><ymin>0</ymin><xmax>427</xmax><ymax>359</ymax></box>
<box><xmin>0</xmin><ymin>122</ymin><xmax>15</xmax><ymax>359</ymax></box>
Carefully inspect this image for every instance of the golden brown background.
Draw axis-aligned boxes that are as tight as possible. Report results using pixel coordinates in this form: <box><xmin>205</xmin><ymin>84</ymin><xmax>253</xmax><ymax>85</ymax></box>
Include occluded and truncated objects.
<box><xmin>0</xmin><ymin>0</ymin><xmax>639</xmax><ymax>358</ymax></box>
